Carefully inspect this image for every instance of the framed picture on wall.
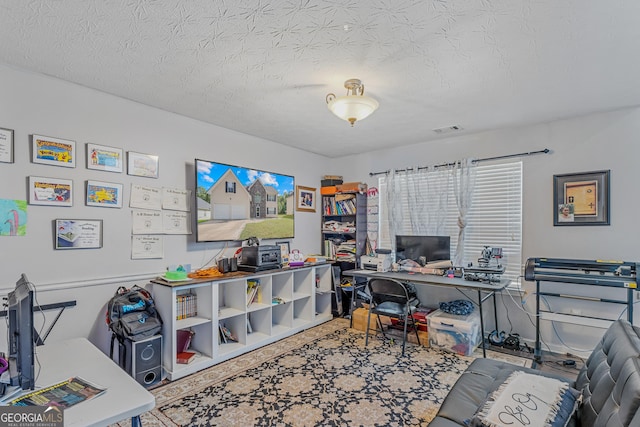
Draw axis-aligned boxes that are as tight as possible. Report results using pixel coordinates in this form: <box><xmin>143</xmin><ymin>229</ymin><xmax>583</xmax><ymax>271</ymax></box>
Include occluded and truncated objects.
<box><xmin>553</xmin><ymin>170</ymin><xmax>610</xmax><ymax>226</ymax></box>
<box><xmin>54</xmin><ymin>219</ymin><xmax>103</xmax><ymax>249</ymax></box>
<box><xmin>86</xmin><ymin>180</ymin><xmax>123</xmax><ymax>208</ymax></box>
<box><xmin>296</xmin><ymin>185</ymin><xmax>316</xmax><ymax>212</ymax></box>
<box><xmin>87</xmin><ymin>143</ymin><xmax>124</xmax><ymax>173</ymax></box>
<box><xmin>32</xmin><ymin>134</ymin><xmax>76</xmax><ymax>168</ymax></box>
<box><xmin>127</xmin><ymin>151</ymin><xmax>159</xmax><ymax>178</ymax></box>
<box><xmin>28</xmin><ymin>176</ymin><xmax>73</xmax><ymax>206</ymax></box>
<box><xmin>0</xmin><ymin>127</ymin><xmax>14</xmax><ymax>163</ymax></box>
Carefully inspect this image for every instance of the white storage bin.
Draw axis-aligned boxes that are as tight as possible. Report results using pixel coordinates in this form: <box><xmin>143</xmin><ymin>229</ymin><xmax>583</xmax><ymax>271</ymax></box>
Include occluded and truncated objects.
<box><xmin>427</xmin><ymin>309</ymin><xmax>481</xmax><ymax>356</ymax></box>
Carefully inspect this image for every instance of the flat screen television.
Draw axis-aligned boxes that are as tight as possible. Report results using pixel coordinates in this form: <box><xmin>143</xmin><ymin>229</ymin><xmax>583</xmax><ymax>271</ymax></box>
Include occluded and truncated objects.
<box><xmin>195</xmin><ymin>159</ymin><xmax>295</xmax><ymax>242</ymax></box>
<box><xmin>7</xmin><ymin>273</ymin><xmax>35</xmax><ymax>391</ymax></box>
<box><xmin>395</xmin><ymin>235</ymin><xmax>451</xmax><ymax>265</ymax></box>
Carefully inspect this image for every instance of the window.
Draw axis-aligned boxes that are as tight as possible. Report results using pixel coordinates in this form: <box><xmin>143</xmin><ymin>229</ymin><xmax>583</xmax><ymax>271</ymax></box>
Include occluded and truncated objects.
<box><xmin>225</xmin><ymin>181</ymin><xmax>236</xmax><ymax>193</ymax></box>
<box><xmin>379</xmin><ymin>161</ymin><xmax>522</xmax><ymax>285</ymax></box>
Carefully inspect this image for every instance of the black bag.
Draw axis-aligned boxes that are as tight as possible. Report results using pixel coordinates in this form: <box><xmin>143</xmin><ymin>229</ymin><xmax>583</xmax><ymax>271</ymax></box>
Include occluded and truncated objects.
<box><xmin>106</xmin><ymin>285</ymin><xmax>162</xmax><ymax>362</ymax></box>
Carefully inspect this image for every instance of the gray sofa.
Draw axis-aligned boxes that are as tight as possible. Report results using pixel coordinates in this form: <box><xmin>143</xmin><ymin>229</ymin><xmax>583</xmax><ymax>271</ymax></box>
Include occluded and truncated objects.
<box><xmin>429</xmin><ymin>319</ymin><xmax>640</xmax><ymax>426</ymax></box>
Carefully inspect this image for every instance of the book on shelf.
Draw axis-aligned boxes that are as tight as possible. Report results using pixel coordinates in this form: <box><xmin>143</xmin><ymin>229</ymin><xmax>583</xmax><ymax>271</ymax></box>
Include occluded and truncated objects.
<box><xmin>176</xmin><ymin>292</ymin><xmax>197</xmax><ymax>320</ymax></box>
<box><xmin>218</xmin><ymin>324</ymin><xmax>227</xmax><ymax>344</ymax></box>
<box><xmin>219</xmin><ymin>322</ymin><xmax>237</xmax><ymax>343</ymax></box>
<box><xmin>322</xmin><ymin>196</ymin><xmax>356</xmax><ymax>216</ymax></box>
<box><xmin>177</xmin><ymin>351</ymin><xmax>196</xmax><ymax>364</ymax></box>
<box><xmin>246</xmin><ymin>279</ymin><xmax>261</xmax><ymax>307</ymax></box>
<box><xmin>176</xmin><ymin>328</ymin><xmax>194</xmax><ymax>353</ymax></box>
<box><xmin>324</xmin><ymin>240</ymin><xmax>336</xmax><ymax>259</ymax></box>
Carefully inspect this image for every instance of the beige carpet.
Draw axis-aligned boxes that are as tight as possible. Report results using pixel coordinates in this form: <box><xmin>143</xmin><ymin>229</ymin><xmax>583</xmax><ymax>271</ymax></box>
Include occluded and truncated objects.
<box><xmin>113</xmin><ymin>318</ymin><xmax>530</xmax><ymax>427</ymax></box>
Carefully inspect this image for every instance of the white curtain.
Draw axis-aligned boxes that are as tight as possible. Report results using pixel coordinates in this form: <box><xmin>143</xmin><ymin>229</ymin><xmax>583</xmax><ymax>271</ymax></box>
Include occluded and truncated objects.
<box><xmin>451</xmin><ymin>158</ymin><xmax>477</xmax><ymax>266</ymax></box>
<box><xmin>385</xmin><ymin>169</ymin><xmax>404</xmax><ymax>248</ymax></box>
<box><xmin>423</xmin><ymin>164</ymin><xmax>455</xmax><ymax>235</ymax></box>
<box><xmin>384</xmin><ymin>164</ymin><xmax>457</xmax><ymax>249</ymax></box>
<box><xmin>383</xmin><ymin>160</ymin><xmax>476</xmax><ymax>264</ymax></box>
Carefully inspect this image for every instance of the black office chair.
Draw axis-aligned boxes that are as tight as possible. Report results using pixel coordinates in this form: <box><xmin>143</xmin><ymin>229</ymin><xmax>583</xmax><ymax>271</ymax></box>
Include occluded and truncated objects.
<box><xmin>364</xmin><ymin>278</ymin><xmax>421</xmax><ymax>355</ymax></box>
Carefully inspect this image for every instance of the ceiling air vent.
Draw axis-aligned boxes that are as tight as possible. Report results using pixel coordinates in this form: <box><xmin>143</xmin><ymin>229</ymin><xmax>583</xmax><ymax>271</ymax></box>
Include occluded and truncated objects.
<box><xmin>432</xmin><ymin>125</ymin><xmax>463</xmax><ymax>134</ymax></box>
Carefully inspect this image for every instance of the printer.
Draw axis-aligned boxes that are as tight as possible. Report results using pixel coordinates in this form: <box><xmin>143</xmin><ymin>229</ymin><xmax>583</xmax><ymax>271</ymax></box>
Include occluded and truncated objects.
<box><xmin>238</xmin><ymin>245</ymin><xmax>282</xmax><ymax>272</ymax></box>
<box><xmin>360</xmin><ymin>251</ymin><xmax>393</xmax><ymax>272</ymax></box>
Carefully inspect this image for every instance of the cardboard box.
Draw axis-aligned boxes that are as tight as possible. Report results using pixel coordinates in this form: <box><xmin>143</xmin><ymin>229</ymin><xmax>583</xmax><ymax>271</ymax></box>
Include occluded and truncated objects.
<box><xmin>386</xmin><ymin>328</ymin><xmax>429</xmax><ymax>347</ymax></box>
<box><xmin>335</xmin><ymin>182</ymin><xmax>367</xmax><ymax>193</ymax></box>
<box><xmin>415</xmin><ymin>330</ymin><xmax>429</xmax><ymax>346</ymax></box>
<box><xmin>353</xmin><ymin>308</ymin><xmax>429</xmax><ymax>347</ymax></box>
<box><xmin>351</xmin><ymin>308</ymin><xmax>390</xmax><ymax>333</ymax></box>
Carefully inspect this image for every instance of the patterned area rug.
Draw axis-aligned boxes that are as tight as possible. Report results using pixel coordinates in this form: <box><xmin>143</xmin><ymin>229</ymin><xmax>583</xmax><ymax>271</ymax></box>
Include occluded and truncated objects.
<box><xmin>113</xmin><ymin>318</ymin><xmax>530</xmax><ymax>427</ymax></box>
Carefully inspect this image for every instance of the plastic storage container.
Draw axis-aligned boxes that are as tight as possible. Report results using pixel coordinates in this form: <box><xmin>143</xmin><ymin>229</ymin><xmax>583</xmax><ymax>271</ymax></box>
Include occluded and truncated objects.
<box><xmin>427</xmin><ymin>309</ymin><xmax>481</xmax><ymax>356</ymax></box>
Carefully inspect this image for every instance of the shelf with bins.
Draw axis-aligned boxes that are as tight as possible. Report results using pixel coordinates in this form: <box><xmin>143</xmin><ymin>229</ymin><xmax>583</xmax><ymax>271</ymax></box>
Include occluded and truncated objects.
<box><xmin>151</xmin><ymin>281</ymin><xmax>216</xmax><ymax>378</ymax></box>
<box><xmin>271</xmin><ymin>272</ymin><xmax>293</xmax><ymax>334</ymax></box>
<box><xmin>314</xmin><ymin>264</ymin><xmax>333</xmax><ymax>320</ymax></box>
<box><xmin>292</xmin><ymin>268</ymin><xmax>313</xmax><ymax>327</ymax></box>
<box><xmin>151</xmin><ymin>264</ymin><xmax>333</xmax><ymax>380</ymax></box>
<box><xmin>246</xmin><ymin>277</ymin><xmax>271</xmax><ymax>312</ymax></box>
<box><xmin>174</xmin><ymin>321</ymin><xmax>214</xmax><ymax>375</ymax></box>
<box><xmin>217</xmin><ymin>278</ymin><xmax>248</xmax><ymax>356</ymax></box>
<box><xmin>246</xmin><ymin>308</ymin><xmax>271</xmax><ymax>346</ymax></box>
<box><xmin>245</xmin><ymin>276</ymin><xmax>271</xmax><ymax>346</ymax></box>
<box><xmin>293</xmin><ymin>268</ymin><xmax>313</xmax><ymax>301</ymax></box>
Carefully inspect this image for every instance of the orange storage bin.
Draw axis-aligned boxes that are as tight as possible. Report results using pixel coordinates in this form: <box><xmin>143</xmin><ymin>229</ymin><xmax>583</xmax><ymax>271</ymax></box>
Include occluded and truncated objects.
<box><xmin>321</xmin><ymin>186</ymin><xmax>337</xmax><ymax>195</ymax></box>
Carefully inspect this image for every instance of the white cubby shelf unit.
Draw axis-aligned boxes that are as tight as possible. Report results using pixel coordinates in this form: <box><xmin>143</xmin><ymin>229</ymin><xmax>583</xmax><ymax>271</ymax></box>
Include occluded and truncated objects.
<box><xmin>151</xmin><ymin>264</ymin><xmax>334</xmax><ymax>380</ymax></box>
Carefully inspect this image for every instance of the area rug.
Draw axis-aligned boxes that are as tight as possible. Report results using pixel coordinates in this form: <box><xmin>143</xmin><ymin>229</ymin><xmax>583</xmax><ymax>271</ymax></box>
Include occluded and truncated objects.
<box><xmin>113</xmin><ymin>318</ymin><xmax>530</xmax><ymax>427</ymax></box>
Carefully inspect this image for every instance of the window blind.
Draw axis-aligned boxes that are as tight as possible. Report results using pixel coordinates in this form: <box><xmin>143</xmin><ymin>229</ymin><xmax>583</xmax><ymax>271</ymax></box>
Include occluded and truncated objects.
<box><xmin>378</xmin><ymin>161</ymin><xmax>522</xmax><ymax>284</ymax></box>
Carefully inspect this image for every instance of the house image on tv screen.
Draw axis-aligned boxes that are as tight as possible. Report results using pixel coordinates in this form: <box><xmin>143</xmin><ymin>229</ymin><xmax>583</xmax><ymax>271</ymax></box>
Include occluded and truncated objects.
<box><xmin>208</xmin><ymin>169</ymin><xmax>251</xmax><ymax>220</ymax></box>
<box><xmin>195</xmin><ymin>159</ymin><xmax>294</xmax><ymax>242</ymax></box>
<box><xmin>247</xmin><ymin>179</ymin><xmax>279</xmax><ymax>219</ymax></box>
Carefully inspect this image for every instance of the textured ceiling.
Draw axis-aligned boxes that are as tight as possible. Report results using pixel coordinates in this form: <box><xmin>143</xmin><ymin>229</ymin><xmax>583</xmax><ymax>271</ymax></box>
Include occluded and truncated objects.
<box><xmin>2</xmin><ymin>1</ymin><xmax>640</xmax><ymax>157</ymax></box>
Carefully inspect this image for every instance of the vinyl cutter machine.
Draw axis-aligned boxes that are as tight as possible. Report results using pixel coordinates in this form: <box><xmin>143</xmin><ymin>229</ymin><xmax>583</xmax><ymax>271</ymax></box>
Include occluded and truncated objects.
<box><xmin>524</xmin><ymin>257</ymin><xmax>639</xmax><ymax>363</ymax></box>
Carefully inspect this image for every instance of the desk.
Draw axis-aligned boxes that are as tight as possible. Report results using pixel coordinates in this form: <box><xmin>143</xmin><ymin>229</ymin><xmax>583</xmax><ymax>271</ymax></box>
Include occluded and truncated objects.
<box><xmin>32</xmin><ymin>338</ymin><xmax>155</xmax><ymax>426</ymax></box>
<box><xmin>343</xmin><ymin>270</ymin><xmax>509</xmax><ymax>357</ymax></box>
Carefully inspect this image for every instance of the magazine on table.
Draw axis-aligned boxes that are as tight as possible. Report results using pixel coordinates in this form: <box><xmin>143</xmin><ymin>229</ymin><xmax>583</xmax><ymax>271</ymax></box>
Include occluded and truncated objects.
<box><xmin>11</xmin><ymin>377</ymin><xmax>105</xmax><ymax>408</ymax></box>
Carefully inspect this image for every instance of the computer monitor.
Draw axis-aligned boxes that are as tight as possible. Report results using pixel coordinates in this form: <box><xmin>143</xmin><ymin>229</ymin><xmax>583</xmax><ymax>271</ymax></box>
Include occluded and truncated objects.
<box><xmin>7</xmin><ymin>273</ymin><xmax>35</xmax><ymax>391</ymax></box>
<box><xmin>395</xmin><ymin>235</ymin><xmax>451</xmax><ymax>265</ymax></box>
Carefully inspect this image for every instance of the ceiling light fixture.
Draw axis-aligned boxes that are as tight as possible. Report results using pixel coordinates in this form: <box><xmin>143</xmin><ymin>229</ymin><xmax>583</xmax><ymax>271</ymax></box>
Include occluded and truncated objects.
<box><xmin>326</xmin><ymin>79</ymin><xmax>379</xmax><ymax>126</ymax></box>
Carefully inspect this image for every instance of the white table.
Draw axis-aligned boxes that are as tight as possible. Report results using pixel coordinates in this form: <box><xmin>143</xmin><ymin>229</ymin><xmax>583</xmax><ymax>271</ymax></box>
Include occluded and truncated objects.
<box><xmin>343</xmin><ymin>270</ymin><xmax>509</xmax><ymax>357</ymax></box>
<box><xmin>32</xmin><ymin>337</ymin><xmax>155</xmax><ymax>426</ymax></box>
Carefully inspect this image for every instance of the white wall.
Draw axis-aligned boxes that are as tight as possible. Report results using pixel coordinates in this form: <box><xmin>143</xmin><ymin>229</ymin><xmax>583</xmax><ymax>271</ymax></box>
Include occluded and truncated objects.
<box><xmin>336</xmin><ymin>107</ymin><xmax>640</xmax><ymax>356</ymax></box>
<box><xmin>3</xmin><ymin>62</ymin><xmax>640</xmax><ymax>358</ymax></box>
<box><xmin>0</xmin><ymin>64</ymin><xmax>329</xmax><ymax>353</ymax></box>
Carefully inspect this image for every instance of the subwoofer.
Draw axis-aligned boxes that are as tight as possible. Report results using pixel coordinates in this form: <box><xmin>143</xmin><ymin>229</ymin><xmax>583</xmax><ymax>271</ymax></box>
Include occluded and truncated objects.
<box><xmin>122</xmin><ymin>335</ymin><xmax>162</xmax><ymax>387</ymax></box>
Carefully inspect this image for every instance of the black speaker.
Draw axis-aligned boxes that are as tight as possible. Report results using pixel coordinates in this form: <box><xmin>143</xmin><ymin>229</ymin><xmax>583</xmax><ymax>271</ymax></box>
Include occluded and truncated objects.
<box><xmin>122</xmin><ymin>335</ymin><xmax>162</xmax><ymax>387</ymax></box>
